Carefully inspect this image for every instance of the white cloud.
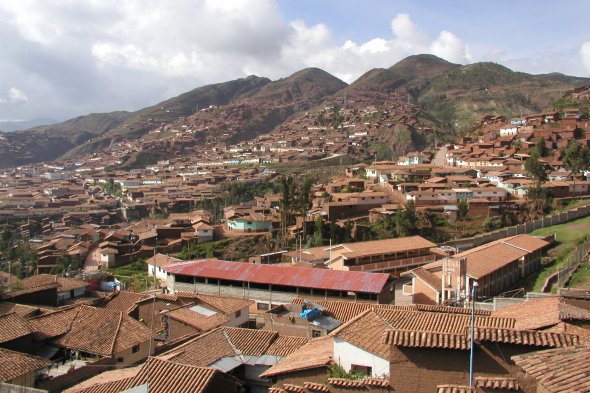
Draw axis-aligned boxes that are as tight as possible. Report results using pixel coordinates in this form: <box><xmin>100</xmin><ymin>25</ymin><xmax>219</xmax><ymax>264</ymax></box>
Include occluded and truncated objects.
<box><xmin>431</xmin><ymin>31</ymin><xmax>472</xmax><ymax>64</ymax></box>
<box><xmin>0</xmin><ymin>87</ymin><xmax>28</xmax><ymax>103</ymax></box>
<box><xmin>390</xmin><ymin>13</ymin><xmax>429</xmax><ymax>50</ymax></box>
<box><xmin>580</xmin><ymin>42</ymin><xmax>590</xmax><ymax>73</ymax></box>
<box><xmin>5</xmin><ymin>1</ymin><xmax>574</xmax><ymax>122</ymax></box>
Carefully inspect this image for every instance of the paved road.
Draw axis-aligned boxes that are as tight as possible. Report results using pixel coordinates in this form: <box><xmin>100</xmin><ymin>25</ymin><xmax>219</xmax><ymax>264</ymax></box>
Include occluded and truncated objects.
<box><xmin>83</xmin><ymin>246</ymin><xmax>101</xmax><ymax>272</ymax></box>
<box><xmin>432</xmin><ymin>145</ymin><xmax>448</xmax><ymax>166</ymax></box>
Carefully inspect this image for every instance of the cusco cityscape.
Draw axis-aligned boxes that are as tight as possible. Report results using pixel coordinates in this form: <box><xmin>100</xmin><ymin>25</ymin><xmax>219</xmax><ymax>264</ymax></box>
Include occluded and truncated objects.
<box><xmin>0</xmin><ymin>1</ymin><xmax>589</xmax><ymax>392</ymax></box>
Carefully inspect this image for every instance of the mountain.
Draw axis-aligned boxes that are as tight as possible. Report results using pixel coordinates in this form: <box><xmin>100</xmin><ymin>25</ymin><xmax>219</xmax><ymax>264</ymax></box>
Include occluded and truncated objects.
<box><xmin>417</xmin><ymin>62</ymin><xmax>590</xmax><ymax>131</ymax></box>
<box><xmin>349</xmin><ymin>54</ymin><xmax>460</xmax><ymax>92</ymax></box>
<box><xmin>349</xmin><ymin>56</ymin><xmax>590</xmax><ymax>133</ymax></box>
<box><xmin>0</xmin><ymin>112</ymin><xmax>130</xmax><ymax>168</ymax></box>
<box><xmin>0</xmin><ymin>118</ymin><xmax>58</xmax><ymax>132</ymax></box>
<box><xmin>244</xmin><ymin>67</ymin><xmax>347</xmax><ymax>105</ymax></box>
<box><xmin>2</xmin><ymin>55</ymin><xmax>590</xmax><ymax>168</ymax></box>
<box><xmin>62</xmin><ymin>75</ymin><xmax>273</xmax><ymax>159</ymax></box>
<box><xmin>0</xmin><ymin>76</ymin><xmax>272</xmax><ymax>167</ymax></box>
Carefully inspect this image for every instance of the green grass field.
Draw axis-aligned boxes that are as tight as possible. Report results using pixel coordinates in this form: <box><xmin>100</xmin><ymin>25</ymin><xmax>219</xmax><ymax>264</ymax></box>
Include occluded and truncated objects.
<box><xmin>522</xmin><ymin>215</ymin><xmax>590</xmax><ymax>292</ymax></box>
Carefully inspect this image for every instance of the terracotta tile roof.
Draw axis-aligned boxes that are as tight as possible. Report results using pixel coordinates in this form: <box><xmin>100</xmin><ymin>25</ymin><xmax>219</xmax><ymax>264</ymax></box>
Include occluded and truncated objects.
<box><xmin>269</xmin><ymin>388</ymin><xmax>287</xmax><ymax>393</ymax></box>
<box><xmin>474</xmin><ymin>376</ymin><xmax>519</xmax><ymax>391</ymax></box>
<box><xmin>260</xmin><ymin>336</ymin><xmax>333</xmax><ymax>377</ymax></box>
<box><xmin>191</xmin><ymin>293</ymin><xmax>254</xmax><ymax>314</ymax></box>
<box><xmin>328</xmin><ymin>378</ymin><xmax>390</xmax><ymax>388</ymax></box>
<box><xmin>373</xmin><ymin>308</ymin><xmax>515</xmax><ymax>333</ymax></box>
<box><xmin>0</xmin><ymin>312</ymin><xmax>33</xmax><ymax>343</ymax></box>
<box><xmin>160</xmin><ymin>326</ymin><xmax>304</xmax><ymax>368</ymax></box>
<box><xmin>329</xmin><ymin>236</ymin><xmax>436</xmax><ymax>258</ymax></box>
<box><xmin>169</xmin><ymin>306</ymin><xmax>230</xmax><ymax>331</ymax></box>
<box><xmin>473</xmin><ymin>327</ymin><xmax>579</xmax><ymax>348</ymax></box>
<box><xmin>29</xmin><ymin>305</ymin><xmax>152</xmax><ymax>356</ymax></box>
<box><xmin>63</xmin><ymin>365</ymin><xmax>142</xmax><ymax>393</ymax></box>
<box><xmin>0</xmin><ymin>347</ymin><xmax>52</xmax><ymax>382</ymax></box>
<box><xmin>66</xmin><ymin>378</ymin><xmax>133</xmax><ymax>393</ymax></box>
<box><xmin>145</xmin><ymin>253</ymin><xmax>181</xmax><ymax>268</ymax></box>
<box><xmin>330</xmin><ymin>310</ymin><xmax>393</xmax><ymax>359</ymax></box>
<box><xmin>383</xmin><ymin>325</ymin><xmax>578</xmax><ymax>350</ymax></box>
<box><xmin>283</xmin><ymin>384</ymin><xmax>306</xmax><ymax>393</ymax></box>
<box><xmin>492</xmin><ymin>296</ymin><xmax>590</xmax><ymax>330</ymax></box>
<box><xmin>160</xmin><ymin>328</ymin><xmax>234</xmax><ymax>367</ymax></box>
<box><xmin>513</xmin><ymin>345</ymin><xmax>590</xmax><ymax>392</ymax></box>
<box><xmin>0</xmin><ymin>302</ymin><xmax>48</xmax><ymax>319</ymax></box>
<box><xmin>436</xmin><ymin>385</ymin><xmax>478</xmax><ymax>393</ymax></box>
<box><xmin>22</xmin><ymin>274</ymin><xmax>88</xmax><ymax>292</ymax></box>
<box><xmin>102</xmin><ymin>291</ymin><xmax>149</xmax><ymax>314</ymax></box>
<box><xmin>412</xmin><ymin>267</ymin><xmax>442</xmax><ymax>292</ymax></box>
<box><xmin>453</xmin><ymin>234</ymin><xmax>549</xmax><ymax>279</ymax></box>
<box><xmin>292</xmin><ymin>298</ymin><xmax>415</xmax><ymax>323</ymax></box>
<box><xmin>28</xmin><ymin>305</ymin><xmax>80</xmax><ymax>338</ymax></box>
<box><xmin>383</xmin><ymin>330</ymin><xmax>469</xmax><ymax>350</ymax></box>
<box><xmin>303</xmin><ymin>382</ymin><xmax>330</xmax><ymax>392</ymax></box>
<box><xmin>292</xmin><ymin>299</ymin><xmax>491</xmax><ymax>323</ymax></box>
<box><xmin>69</xmin><ymin>357</ymin><xmax>227</xmax><ymax>393</ymax></box>
<box><xmin>414</xmin><ymin>304</ymin><xmax>491</xmax><ymax>316</ymax></box>
<box><xmin>327</xmin><ymin>305</ymin><xmax>515</xmax><ymax>355</ymax></box>
<box><xmin>1</xmin><ymin>282</ymin><xmax>59</xmax><ymax>299</ymax></box>
<box><xmin>266</xmin><ymin>336</ymin><xmax>310</xmax><ymax>357</ymax></box>
<box><xmin>224</xmin><ymin>327</ymin><xmax>278</xmax><ymax>356</ymax></box>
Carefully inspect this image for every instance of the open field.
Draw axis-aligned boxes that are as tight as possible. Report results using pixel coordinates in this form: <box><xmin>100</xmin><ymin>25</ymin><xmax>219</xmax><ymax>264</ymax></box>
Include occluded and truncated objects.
<box><xmin>521</xmin><ymin>215</ymin><xmax>590</xmax><ymax>292</ymax></box>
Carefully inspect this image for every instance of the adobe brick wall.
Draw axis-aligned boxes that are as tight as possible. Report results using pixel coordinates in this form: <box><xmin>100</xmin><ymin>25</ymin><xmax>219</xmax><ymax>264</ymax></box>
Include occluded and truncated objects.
<box><xmin>390</xmin><ymin>343</ymin><xmax>538</xmax><ymax>393</ymax></box>
<box><xmin>272</xmin><ymin>367</ymin><xmax>330</xmax><ymax>387</ymax></box>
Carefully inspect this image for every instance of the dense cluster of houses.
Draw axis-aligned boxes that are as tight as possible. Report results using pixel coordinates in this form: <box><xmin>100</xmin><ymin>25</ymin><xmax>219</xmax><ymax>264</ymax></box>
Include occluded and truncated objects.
<box><xmin>1</xmin><ymin>83</ymin><xmax>590</xmax><ymax>391</ymax></box>
<box><xmin>1</xmin><ymin>274</ymin><xmax>588</xmax><ymax>392</ymax></box>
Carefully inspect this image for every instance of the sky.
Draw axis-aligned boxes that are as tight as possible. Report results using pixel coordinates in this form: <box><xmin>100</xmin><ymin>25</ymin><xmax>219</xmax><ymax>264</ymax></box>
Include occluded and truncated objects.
<box><xmin>1</xmin><ymin>0</ymin><xmax>589</xmax><ymax>122</ymax></box>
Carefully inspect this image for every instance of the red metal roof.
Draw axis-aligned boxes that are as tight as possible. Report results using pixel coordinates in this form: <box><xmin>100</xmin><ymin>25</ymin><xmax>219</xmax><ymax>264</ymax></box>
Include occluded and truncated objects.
<box><xmin>164</xmin><ymin>259</ymin><xmax>391</xmax><ymax>294</ymax></box>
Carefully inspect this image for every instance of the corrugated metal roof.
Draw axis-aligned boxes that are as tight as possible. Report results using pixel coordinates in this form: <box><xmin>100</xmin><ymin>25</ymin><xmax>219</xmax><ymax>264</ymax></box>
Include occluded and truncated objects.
<box><xmin>164</xmin><ymin>259</ymin><xmax>391</xmax><ymax>294</ymax></box>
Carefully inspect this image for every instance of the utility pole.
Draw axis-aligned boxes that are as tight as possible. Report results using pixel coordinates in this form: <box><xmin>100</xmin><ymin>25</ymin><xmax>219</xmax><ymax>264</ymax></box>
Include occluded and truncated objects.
<box><xmin>469</xmin><ymin>281</ymin><xmax>479</xmax><ymax>388</ymax></box>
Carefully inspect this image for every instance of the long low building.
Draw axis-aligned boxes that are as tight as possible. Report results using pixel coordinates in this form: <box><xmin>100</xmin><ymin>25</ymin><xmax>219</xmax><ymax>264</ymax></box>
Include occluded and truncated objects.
<box><xmin>164</xmin><ymin>259</ymin><xmax>395</xmax><ymax>310</ymax></box>
<box><xmin>403</xmin><ymin>234</ymin><xmax>550</xmax><ymax>304</ymax></box>
<box><xmin>284</xmin><ymin>236</ymin><xmax>437</xmax><ymax>275</ymax></box>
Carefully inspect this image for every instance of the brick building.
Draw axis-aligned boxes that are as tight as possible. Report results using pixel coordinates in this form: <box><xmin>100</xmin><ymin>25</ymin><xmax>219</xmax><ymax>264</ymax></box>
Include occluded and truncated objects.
<box><xmin>285</xmin><ymin>236</ymin><xmax>437</xmax><ymax>275</ymax></box>
<box><xmin>403</xmin><ymin>234</ymin><xmax>549</xmax><ymax>304</ymax></box>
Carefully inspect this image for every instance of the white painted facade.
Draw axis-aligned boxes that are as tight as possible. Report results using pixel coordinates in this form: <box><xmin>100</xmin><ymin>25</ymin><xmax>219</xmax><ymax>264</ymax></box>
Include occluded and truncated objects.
<box><xmin>333</xmin><ymin>337</ymin><xmax>389</xmax><ymax>378</ymax></box>
<box><xmin>499</xmin><ymin>126</ymin><xmax>518</xmax><ymax>136</ymax></box>
<box><xmin>148</xmin><ymin>263</ymin><xmax>168</xmax><ymax>282</ymax></box>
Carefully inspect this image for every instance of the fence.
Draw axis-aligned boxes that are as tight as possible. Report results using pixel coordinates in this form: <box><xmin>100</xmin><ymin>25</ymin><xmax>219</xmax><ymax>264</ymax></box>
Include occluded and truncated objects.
<box><xmin>557</xmin><ymin>236</ymin><xmax>590</xmax><ymax>288</ymax></box>
<box><xmin>444</xmin><ymin>204</ymin><xmax>590</xmax><ymax>251</ymax></box>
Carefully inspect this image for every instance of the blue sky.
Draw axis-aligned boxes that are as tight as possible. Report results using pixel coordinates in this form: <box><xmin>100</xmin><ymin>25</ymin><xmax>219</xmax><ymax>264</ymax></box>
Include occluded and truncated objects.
<box><xmin>0</xmin><ymin>0</ymin><xmax>589</xmax><ymax>122</ymax></box>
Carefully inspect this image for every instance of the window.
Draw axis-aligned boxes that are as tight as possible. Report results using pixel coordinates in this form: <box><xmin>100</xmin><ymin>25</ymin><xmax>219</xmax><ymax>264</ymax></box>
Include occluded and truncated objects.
<box><xmin>235</xmin><ymin>310</ymin><xmax>241</xmax><ymax>318</ymax></box>
<box><xmin>312</xmin><ymin>330</ymin><xmax>322</xmax><ymax>338</ymax></box>
<box><xmin>117</xmin><ymin>357</ymin><xmax>124</xmax><ymax>363</ymax></box>
<box><xmin>351</xmin><ymin>364</ymin><xmax>372</xmax><ymax>376</ymax></box>
<box><xmin>131</xmin><ymin>345</ymin><xmax>140</xmax><ymax>354</ymax></box>
<box><xmin>257</xmin><ymin>302</ymin><xmax>269</xmax><ymax>311</ymax></box>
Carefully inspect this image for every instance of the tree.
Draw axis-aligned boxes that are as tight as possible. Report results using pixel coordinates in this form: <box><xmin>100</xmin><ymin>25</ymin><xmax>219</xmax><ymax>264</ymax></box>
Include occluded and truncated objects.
<box><xmin>392</xmin><ymin>201</ymin><xmax>418</xmax><ymax>238</ymax></box>
<box><xmin>312</xmin><ymin>216</ymin><xmax>324</xmax><ymax>247</ymax></box>
<box><xmin>526</xmin><ymin>183</ymin><xmax>552</xmax><ymax>218</ymax></box>
<box><xmin>342</xmin><ymin>220</ymin><xmax>353</xmax><ymax>243</ymax></box>
<box><xmin>533</xmin><ymin>137</ymin><xmax>550</xmax><ymax>157</ymax></box>
<box><xmin>277</xmin><ymin>176</ymin><xmax>295</xmax><ymax>248</ymax></box>
<box><xmin>127</xmin><ymin>274</ymin><xmax>158</xmax><ymax>292</ymax></box>
<box><xmin>457</xmin><ymin>200</ymin><xmax>469</xmax><ymax>220</ymax></box>
<box><xmin>330</xmin><ymin>105</ymin><xmax>343</xmax><ymax>129</ymax></box>
<box><xmin>524</xmin><ymin>152</ymin><xmax>547</xmax><ymax>183</ymax></box>
<box><xmin>562</xmin><ymin>140</ymin><xmax>590</xmax><ymax>197</ymax></box>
